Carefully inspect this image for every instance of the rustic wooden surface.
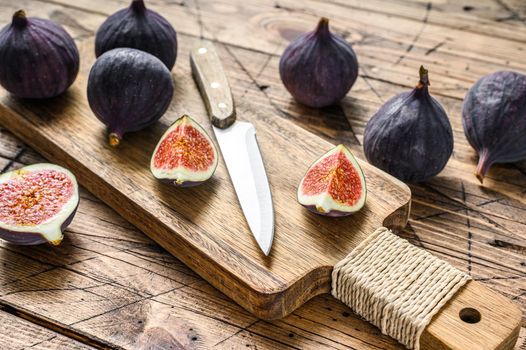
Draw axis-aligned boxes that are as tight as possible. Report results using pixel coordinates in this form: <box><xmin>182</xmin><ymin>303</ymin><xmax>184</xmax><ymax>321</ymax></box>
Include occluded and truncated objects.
<box><xmin>0</xmin><ymin>0</ymin><xmax>524</xmax><ymax>349</ymax></box>
<box><xmin>0</xmin><ymin>24</ymin><xmax>413</xmax><ymax>320</ymax></box>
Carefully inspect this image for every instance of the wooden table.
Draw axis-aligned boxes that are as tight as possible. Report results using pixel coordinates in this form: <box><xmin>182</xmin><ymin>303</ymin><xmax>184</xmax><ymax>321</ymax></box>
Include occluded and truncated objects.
<box><xmin>0</xmin><ymin>0</ymin><xmax>524</xmax><ymax>349</ymax></box>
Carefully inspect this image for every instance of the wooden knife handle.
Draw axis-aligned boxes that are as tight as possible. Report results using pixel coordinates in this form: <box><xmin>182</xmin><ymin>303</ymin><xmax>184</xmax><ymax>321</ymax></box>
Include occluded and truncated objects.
<box><xmin>190</xmin><ymin>41</ymin><xmax>236</xmax><ymax>129</ymax></box>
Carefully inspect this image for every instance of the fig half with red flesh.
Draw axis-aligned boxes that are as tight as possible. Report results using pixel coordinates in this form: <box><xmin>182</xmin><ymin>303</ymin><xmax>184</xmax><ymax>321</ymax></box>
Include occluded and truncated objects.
<box><xmin>151</xmin><ymin>115</ymin><xmax>218</xmax><ymax>187</ymax></box>
<box><xmin>298</xmin><ymin>145</ymin><xmax>366</xmax><ymax>216</ymax></box>
<box><xmin>0</xmin><ymin>164</ymin><xmax>79</xmax><ymax>245</ymax></box>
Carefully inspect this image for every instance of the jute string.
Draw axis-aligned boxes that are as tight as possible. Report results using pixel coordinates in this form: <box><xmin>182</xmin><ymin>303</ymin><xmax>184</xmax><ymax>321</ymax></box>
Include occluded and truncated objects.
<box><xmin>332</xmin><ymin>227</ymin><xmax>470</xmax><ymax>350</ymax></box>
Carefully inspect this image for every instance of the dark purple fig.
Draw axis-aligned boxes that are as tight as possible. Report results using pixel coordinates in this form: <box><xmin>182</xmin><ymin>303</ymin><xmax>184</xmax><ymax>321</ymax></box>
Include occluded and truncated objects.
<box><xmin>298</xmin><ymin>144</ymin><xmax>366</xmax><ymax>216</ymax></box>
<box><xmin>462</xmin><ymin>71</ymin><xmax>526</xmax><ymax>183</ymax></box>
<box><xmin>363</xmin><ymin>66</ymin><xmax>453</xmax><ymax>183</ymax></box>
<box><xmin>151</xmin><ymin>115</ymin><xmax>218</xmax><ymax>187</ymax></box>
<box><xmin>95</xmin><ymin>0</ymin><xmax>177</xmax><ymax>70</ymax></box>
<box><xmin>279</xmin><ymin>17</ymin><xmax>358</xmax><ymax>108</ymax></box>
<box><xmin>87</xmin><ymin>48</ymin><xmax>174</xmax><ymax>147</ymax></box>
<box><xmin>0</xmin><ymin>10</ymin><xmax>79</xmax><ymax>99</ymax></box>
<box><xmin>0</xmin><ymin>163</ymin><xmax>79</xmax><ymax>245</ymax></box>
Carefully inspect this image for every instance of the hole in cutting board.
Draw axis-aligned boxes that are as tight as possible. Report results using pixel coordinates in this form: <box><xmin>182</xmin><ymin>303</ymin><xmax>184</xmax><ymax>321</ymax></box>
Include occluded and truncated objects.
<box><xmin>459</xmin><ymin>307</ymin><xmax>481</xmax><ymax>324</ymax></box>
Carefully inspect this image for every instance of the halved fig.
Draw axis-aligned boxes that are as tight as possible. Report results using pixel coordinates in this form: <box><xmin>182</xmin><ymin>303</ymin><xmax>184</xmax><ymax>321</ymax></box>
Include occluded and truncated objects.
<box><xmin>151</xmin><ymin>115</ymin><xmax>218</xmax><ymax>186</ymax></box>
<box><xmin>0</xmin><ymin>163</ymin><xmax>79</xmax><ymax>245</ymax></box>
<box><xmin>298</xmin><ymin>145</ymin><xmax>366</xmax><ymax>216</ymax></box>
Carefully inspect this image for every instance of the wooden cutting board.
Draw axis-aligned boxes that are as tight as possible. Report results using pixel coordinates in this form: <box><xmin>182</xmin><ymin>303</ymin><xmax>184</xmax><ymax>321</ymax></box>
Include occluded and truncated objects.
<box><xmin>0</xmin><ymin>37</ymin><xmax>520</xmax><ymax>349</ymax></box>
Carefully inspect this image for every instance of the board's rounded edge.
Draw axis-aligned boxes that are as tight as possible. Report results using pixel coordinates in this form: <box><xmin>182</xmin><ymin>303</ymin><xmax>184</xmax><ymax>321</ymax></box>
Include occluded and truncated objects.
<box><xmin>383</xmin><ymin>197</ymin><xmax>411</xmax><ymax>232</ymax></box>
<box><xmin>358</xmin><ymin>159</ymin><xmax>412</xmax><ymax>233</ymax></box>
<box><xmin>230</xmin><ymin>264</ymin><xmax>334</xmax><ymax>320</ymax></box>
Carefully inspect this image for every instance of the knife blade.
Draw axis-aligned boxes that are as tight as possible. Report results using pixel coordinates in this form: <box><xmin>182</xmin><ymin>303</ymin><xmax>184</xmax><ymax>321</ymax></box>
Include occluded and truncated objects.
<box><xmin>190</xmin><ymin>42</ymin><xmax>274</xmax><ymax>256</ymax></box>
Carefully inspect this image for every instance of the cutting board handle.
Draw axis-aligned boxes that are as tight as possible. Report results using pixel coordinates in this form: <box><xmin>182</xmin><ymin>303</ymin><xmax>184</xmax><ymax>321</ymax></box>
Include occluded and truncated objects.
<box><xmin>332</xmin><ymin>227</ymin><xmax>521</xmax><ymax>350</ymax></box>
<box><xmin>190</xmin><ymin>41</ymin><xmax>236</xmax><ymax>129</ymax></box>
<box><xmin>420</xmin><ymin>280</ymin><xmax>521</xmax><ymax>350</ymax></box>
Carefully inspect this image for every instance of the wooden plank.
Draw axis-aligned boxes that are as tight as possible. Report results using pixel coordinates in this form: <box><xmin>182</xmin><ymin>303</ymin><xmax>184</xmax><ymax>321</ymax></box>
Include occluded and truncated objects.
<box><xmin>0</xmin><ymin>19</ymin><xmax>417</xmax><ymax>323</ymax></box>
<box><xmin>0</xmin><ymin>151</ymin><xmax>403</xmax><ymax>350</ymax></box>
<box><xmin>23</xmin><ymin>0</ymin><xmax>526</xmax><ymax>102</ymax></box>
<box><xmin>0</xmin><ymin>0</ymin><xmax>523</xmax><ymax>348</ymax></box>
<box><xmin>0</xmin><ymin>136</ymin><xmax>524</xmax><ymax>349</ymax></box>
<box><xmin>325</xmin><ymin>0</ymin><xmax>526</xmax><ymax>41</ymax></box>
<box><xmin>0</xmin><ymin>22</ymin><xmax>522</xmax><ymax>350</ymax></box>
<box><xmin>0</xmin><ymin>309</ymin><xmax>94</xmax><ymax>350</ymax></box>
<box><xmin>9</xmin><ymin>0</ymin><xmax>524</xmax><ymax>191</ymax></box>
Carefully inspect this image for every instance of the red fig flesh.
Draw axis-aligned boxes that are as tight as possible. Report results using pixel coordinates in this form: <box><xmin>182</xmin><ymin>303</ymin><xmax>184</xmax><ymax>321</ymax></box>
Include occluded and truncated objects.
<box><xmin>0</xmin><ymin>164</ymin><xmax>79</xmax><ymax>245</ymax></box>
<box><xmin>298</xmin><ymin>145</ymin><xmax>366</xmax><ymax>216</ymax></box>
<box><xmin>151</xmin><ymin>115</ymin><xmax>218</xmax><ymax>186</ymax></box>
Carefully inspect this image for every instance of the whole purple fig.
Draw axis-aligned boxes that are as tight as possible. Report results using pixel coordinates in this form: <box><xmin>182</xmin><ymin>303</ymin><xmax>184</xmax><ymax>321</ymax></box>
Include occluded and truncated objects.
<box><xmin>95</xmin><ymin>0</ymin><xmax>177</xmax><ymax>70</ymax></box>
<box><xmin>363</xmin><ymin>66</ymin><xmax>453</xmax><ymax>183</ymax></box>
<box><xmin>279</xmin><ymin>17</ymin><xmax>358</xmax><ymax>108</ymax></box>
<box><xmin>462</xmin><ymin>71</ymin><xmax>526</xmax><ymax>183</ymax></box>
<box><xmin>0</xmin><ymin>10</ymin><xmax>79</xmax><ymax>99</ymax></box>
<box><xmin>87</xmin><ymin>48</ymin><xmax>173</xmax><ymax>147</ymax></box>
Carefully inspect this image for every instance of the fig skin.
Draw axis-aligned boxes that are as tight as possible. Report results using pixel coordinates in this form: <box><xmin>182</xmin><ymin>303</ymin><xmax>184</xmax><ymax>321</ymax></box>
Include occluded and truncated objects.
<box><xmin>87</xmin><ymin>48</ymin><xmax>174</xmax><ymax>147</ymax></box>
<box><xmin>0</xmin><ymin>163</ymin><xmax>80</xmax><ymax>246</ymax></box>
<box><xmin>151</xmin><ymin>115</ymin><xmax>218</xmax><ymax>187</ymax></box>
<box><xmin>95</xmin><ymin>0</ymin><xmax>177</xmax><ymax>70</ymax></box>
<box><xmin>0</xmin><ymin>10</ymin><xmax>79</xmax><ymax>99</ymax></box>
<box><xmin>279</xmin><ymin>17</ymin><xmax>358</xmax><ymax>108</ymax></box>
<box><xmin>462</xmin><ymin>71</ymin><xmax>526</xmax><ymax>183</ymax></box>
<box><xmin>363</xmin><ymin>66</ymin><xmax>453</xmax><ymax>183</ymax></box>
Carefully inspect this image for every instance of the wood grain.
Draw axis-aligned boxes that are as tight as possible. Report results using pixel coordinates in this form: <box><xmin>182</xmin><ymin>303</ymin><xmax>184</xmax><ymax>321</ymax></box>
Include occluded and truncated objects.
<box><xmin>0</xmin><ymin>0</ymin><xmax>524</xmax><ymax>349</ymax></box>
<box><xmin>0</xmin><ymin>149</ymin><xmax>406</xmax><ymax>350</ymax></box>
<box><xmin>0</xmin><ymin>34</ymin><xmax>412</xmax><ymax>320</ymax></box>
<box><xmin>421</xmin><ymin>281</ymin><xmax>522</xmax><ymax>350</ymax></box>
<box><xmin>0</xmin><ymin>309</ymin><xmax>95</xmax><ymax>350</ymax></box>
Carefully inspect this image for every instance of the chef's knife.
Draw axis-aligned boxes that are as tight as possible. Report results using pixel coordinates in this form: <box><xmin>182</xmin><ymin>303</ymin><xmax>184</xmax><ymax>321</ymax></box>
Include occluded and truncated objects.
<box><xmin>190</xmin><ymin>42</ymin><xmax>274</xmax><ymax>256</ymax></box>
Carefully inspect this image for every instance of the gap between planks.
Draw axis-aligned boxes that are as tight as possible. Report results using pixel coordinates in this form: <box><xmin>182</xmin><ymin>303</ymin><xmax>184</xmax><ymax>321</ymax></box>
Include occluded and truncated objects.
<box><xmin>0</xmin><ymin>300</ymin><xmax>117</xmax><ymax>350</ymax></box>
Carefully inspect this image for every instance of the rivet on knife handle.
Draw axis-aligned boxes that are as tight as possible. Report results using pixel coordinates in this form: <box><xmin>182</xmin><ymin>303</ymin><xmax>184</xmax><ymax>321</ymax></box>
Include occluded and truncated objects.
<box><xmin>190</xmin><ymin>42</ymin><xmax>236</xmax><ymax>129</ymax></box>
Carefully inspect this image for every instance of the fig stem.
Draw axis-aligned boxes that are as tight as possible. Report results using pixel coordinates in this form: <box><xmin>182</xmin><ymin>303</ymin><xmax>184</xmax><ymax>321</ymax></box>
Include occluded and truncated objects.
<box><xmin>49</xmin><ymin>237</ymin><xmax>64</xmax><ymax>246</ymax></box>
<box><xmin>12</xmin><ymin>10</ymin><xmax>28</xmax><ymax>28</ymax></box>
<box><xmin>417</xmin><ymin>65</ymin><xmax>430</xmax><ymax>89</ymax></box>
<box><xmin>131</xmin><ymin>0</ymin><xmax>147</xmax><ymax>14</ymax></box>
<box><xmin>475</xmin><ymin>150</ymin><xmax>492</xmax><ymax>184</ymax></box>
<box><xmin>108</xmin><ymin>133</ymin><xmax>121</xmax><ymax>147</ymax></box>
<box><xmin>315</xmin><ymin>17</ymin><xmax>331</xmax><ymax>37</ymax></box>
